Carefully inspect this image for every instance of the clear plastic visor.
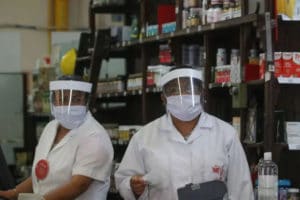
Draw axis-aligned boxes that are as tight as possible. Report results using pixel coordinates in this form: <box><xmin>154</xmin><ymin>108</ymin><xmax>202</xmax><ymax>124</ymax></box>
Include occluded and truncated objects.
<box><xmin>162</xmin><ymin>77</ymin><xmax>202</xmax><ymax>105</ymax></box>
<box><xmin>50</xmin><ymin>89</ymin><xmax>89</xmax><ymax>112</ymax></box>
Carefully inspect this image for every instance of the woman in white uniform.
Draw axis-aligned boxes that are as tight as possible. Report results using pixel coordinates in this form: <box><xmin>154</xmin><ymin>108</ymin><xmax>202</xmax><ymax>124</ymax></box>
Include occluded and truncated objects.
<box><xmin>0</xmin><ymin>75</ymin><xmax>113</xmax><ymax>200</ymax></box>
<box><xmin>115</xmin><ymin>68</ymin><xmax>254</xmax><ymax>200</ymax></box>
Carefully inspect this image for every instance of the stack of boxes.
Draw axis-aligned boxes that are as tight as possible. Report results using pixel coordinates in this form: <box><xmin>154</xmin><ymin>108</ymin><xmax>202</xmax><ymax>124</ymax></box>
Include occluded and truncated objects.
<box><xmin>259</xmin><ymin>52</ymin><xmax>300</xmax><ymax>78</ymax></box>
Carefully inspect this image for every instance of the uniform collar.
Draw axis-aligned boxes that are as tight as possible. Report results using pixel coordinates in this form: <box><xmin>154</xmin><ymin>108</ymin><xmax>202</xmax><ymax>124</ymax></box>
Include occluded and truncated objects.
<box><xmin>49</xmin><ymin>111</ymin><xmax>92</xmax><ymax>153</ymax></box>
<box><xmin>160</xmin><ymin>112</ymin><xmax>213</xmax><ymax>143</ymax></box>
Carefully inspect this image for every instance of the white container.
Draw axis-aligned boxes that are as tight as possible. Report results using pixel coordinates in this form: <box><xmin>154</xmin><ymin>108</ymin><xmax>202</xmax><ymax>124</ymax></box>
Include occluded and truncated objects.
<box><xmin>216</xmin><ymin>48</ymin><xmax>227</xmax><ymax>66</ymax></box>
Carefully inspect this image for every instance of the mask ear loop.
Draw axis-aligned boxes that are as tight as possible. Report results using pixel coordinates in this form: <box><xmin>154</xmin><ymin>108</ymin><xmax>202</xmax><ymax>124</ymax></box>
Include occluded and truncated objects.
<box><xmin>50</xmin><ymin>91</ymin><xmax>55</xmax><ymax>118</ymax></box>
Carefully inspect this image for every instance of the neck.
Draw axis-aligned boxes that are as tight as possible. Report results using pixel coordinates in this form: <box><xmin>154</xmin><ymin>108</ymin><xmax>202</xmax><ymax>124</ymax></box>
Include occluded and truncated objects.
<box><xmin>171</xmin><ymin>114</ymin><xmax>200</xmax><ymax>137</ymax></box>
<box><xmin>53</xmin><ymin>125</ymin><xmax>70</xmax><ymax>146</ymax></box>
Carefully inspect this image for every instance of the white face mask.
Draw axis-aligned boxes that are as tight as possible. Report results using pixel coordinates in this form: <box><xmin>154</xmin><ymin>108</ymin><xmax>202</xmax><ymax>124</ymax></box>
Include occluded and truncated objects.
<box><xmin>166</xmin><ymin>95</ymin><xmax>203</xmax><ymax>121</ymax></box>
<box><xmin>51</xmin><ymin>105</ymin><xmax>87</xmax><ymax>129</ymax></box>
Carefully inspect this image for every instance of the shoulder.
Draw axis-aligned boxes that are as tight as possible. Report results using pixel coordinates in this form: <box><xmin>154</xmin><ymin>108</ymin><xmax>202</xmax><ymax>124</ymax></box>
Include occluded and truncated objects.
<box><xmin>76</xmin><ymin>112</ymin><xmax>113</xmax><ymax>150</ymax></box>
<box><xmin>130</xmin><ymin>115</ymin><xmax>166</xmax><ymax>145</ymax></box>
<box><xmin>204</xmin><ymin>113</ymin><xmax>238</xmax><ymax>149</ymax></box>
<box><xmin>209</xmin><ymin>114</ymin><xmax>236</xmax><ymax>134</ymax></box>
<box><xmin>79</xmin><ymin>112</ymin><xmax>109</xmax><ymax>136</ymax></box>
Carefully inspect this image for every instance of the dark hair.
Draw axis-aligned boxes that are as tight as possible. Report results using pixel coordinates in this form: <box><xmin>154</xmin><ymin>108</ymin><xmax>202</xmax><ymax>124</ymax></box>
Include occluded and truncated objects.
<box><xmin>58</xmin><ymin>75</ymin><xmax>84</xmax><ymax>81</ymax></box>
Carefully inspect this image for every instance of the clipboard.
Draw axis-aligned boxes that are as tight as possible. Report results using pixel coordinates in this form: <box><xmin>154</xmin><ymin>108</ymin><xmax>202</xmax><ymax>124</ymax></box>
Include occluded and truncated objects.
<box><xmin>177</xmin><ymin>180</ymin><xmax>227</xmax><ymax>200</ymax></box>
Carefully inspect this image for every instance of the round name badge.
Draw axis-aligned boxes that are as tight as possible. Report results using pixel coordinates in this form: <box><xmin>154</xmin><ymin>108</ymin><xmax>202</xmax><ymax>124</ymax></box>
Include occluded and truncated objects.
<box><xmin>35</xmin><ymin>159</ymin><xmax>49</xmax><ymax>180</ymax></box>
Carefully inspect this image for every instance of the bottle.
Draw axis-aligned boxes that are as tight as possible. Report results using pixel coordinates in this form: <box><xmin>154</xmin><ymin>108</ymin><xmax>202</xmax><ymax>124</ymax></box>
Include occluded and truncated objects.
<box><xmin>258</xmin><ymin>152</ymin><xmax>278</xmax><ymax>200</ymax></box>
<box><xmin>230</xmin><ymin>49</ymin><xmax>241</xmax><ymax>83</ymax></box>
<box><xmin>216</xmin><ymin>48</ymin><xmax>227</xmax><ymax>66</ymax></box>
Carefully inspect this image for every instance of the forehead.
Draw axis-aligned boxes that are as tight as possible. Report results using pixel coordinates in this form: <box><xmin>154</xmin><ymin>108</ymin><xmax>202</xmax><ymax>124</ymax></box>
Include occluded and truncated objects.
<box><xmin>53</xmin><ymin>90</ymin><xmax>85</xmax><ymax>96</ymax></box>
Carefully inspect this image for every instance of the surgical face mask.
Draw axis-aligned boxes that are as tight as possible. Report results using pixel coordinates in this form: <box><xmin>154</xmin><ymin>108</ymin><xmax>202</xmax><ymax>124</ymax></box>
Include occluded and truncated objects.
<box><xmin>166</xmin><ymin>95</ymin><xmax>203</xmax><ymax>121</ymax></box>
<box><xmin>51</xmin><ymin>105</ymin><xmax>87</xmax><ymax>129</ymax></box>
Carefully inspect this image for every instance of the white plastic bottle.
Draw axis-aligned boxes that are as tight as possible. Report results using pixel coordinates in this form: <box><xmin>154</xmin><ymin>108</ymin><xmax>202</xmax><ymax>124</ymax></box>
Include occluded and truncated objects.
<box><xmin>258</xmin><ymin>152</ymin><xmax>278</xmax><ymax>200</ymax></box>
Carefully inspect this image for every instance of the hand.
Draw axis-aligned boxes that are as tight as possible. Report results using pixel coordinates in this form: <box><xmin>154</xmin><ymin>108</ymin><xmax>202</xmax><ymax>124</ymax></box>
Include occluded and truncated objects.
<box><xmin>130</xmin><ymin>175</ymin><xmax>147</xmax><ymax>197</ymax></box>
<box><xmin>0</xmin><ymin>189</ymin><xmax>18</xmax><ymax>200</ymax></box>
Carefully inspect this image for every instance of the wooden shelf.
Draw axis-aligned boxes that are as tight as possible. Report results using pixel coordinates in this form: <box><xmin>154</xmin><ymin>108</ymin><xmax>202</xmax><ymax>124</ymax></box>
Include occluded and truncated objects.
<box><xmin>243</xmin><ymin>142</ymin><xmax>264</xmax><ymax>148</ymax></box>
<box><xmin>111</xmin><ymin>14</ymin><xmax>258</xmax><ymax>48</ymax></box>
<box><xmin>92</xmin><ymin>4</ymin><xmax>127</xmax><ymax>14</ymax></box>
<box><xmin>209</xmin><ymin>82</ymin><xmax>233</xmax><ymax>89</ymax></box>
<box><xmin>209</xmin><ymin>79</ymin><xmax>264</xmax><ymax>89</ymax></box>
<box><xmin>98</xmin><ymin>87</ymin><xmax>162</xmax><ymax>99</ymax></box>
<box><xmin>246</xmin><ymin>79</ymin><xmax>264</xmax><ymax>86</ymax></box>
<box><xmin>28</xmin><ymin>112</ymin><xmax>52</xmax><ymax>118</ymax></box>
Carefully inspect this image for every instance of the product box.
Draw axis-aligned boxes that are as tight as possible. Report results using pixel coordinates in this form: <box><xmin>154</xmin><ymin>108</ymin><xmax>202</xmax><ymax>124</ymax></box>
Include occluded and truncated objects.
<box><xmin>274</xmin><ymin>52</ymin><xmax>283</xmax><ymax>77</ymax></box>
<box><xmin>286</xmin><ymin>121</ymin><xmax>300</xmax><ymax>134</ymax></box>
<box><xmin>245</xmin><ymin>64</ymin><xmax>260</xmax><ymax>81</ymax></box>
<box><xmin>293</xmin><ymin>52</ymin><xmax>300</xmax><ymax>77</ymax></box>
<box><xmin>282</xmin><ymin>52</ymin><xmax>294</xmax><ymax>77</ymax></box>
<box><xmin>215</xmin><ymin>65</ymin><xmax>231</xmax><ymax>83</ymax></box>
<box><xmin>259</xmin><ymin>53</ymin><xmax>266</xmax><ymax>79</ymax></box>
<box><xmin>277</xmin><ymin>0</ymin><xmax>300</xmax><ymax>20</ymax></box>
<box><xmin>157</xmin><ymin>5</ymin><xmax>176</xmax><ymax>34</ymax></box>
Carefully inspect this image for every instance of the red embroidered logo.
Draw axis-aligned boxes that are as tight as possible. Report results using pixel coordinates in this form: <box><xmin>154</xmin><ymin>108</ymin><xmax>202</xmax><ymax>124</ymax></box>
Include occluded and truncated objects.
<box><xmin>212</xmin><ymin>165</ymin><xmax>221</xmax><ymax>174</ymax></box>
<box><xmin>212</xmin><ymin>165</ymin><xmax>225</xmax><ymax>180</ymax></box>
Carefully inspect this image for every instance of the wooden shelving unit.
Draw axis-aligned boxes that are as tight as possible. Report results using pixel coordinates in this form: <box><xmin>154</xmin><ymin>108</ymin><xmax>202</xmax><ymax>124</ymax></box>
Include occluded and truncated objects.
<box><xmin>73</xmin><ymin>0</ymin><xmax>300</xmax><ymax>194</ymax></box>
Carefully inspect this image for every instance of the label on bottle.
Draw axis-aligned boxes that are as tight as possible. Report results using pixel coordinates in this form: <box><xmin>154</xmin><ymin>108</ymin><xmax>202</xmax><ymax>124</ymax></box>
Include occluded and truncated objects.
<box><xmin>258</xmin><ymin>175</ymin><xmax>278</xmax><ymax>188</ymax></box>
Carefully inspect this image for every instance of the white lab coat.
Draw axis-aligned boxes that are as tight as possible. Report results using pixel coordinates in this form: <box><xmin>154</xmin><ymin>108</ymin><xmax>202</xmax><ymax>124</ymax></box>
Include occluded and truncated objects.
<box><xmin>32</xmin><ymin>112</ymin><xmax>113</xmax><ymax>200</ymax></box>
<box><xmin>115</xmin><ymin>112</ymin><xmax>254</xmax><ymax>200</ymax></box>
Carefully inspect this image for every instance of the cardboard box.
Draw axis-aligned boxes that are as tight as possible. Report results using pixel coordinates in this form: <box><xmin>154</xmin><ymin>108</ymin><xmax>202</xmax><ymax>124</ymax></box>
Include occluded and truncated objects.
<box><xmin>259</xmin><ymin>53</ymin><xmax>265</xmax><ymax>79</ymax></box>
<box><xmin>274</xmin><ymin>52</ymin><xmax>283</xmax><ymax>77</ymax></box>
<box><xmin>282</xmin><ymin>52</ymin><xmax>294</xmax><ymax>77</ymax></box>
<box><xmin>293</xmin><ymin>52</ymin><xmax>300</xmax><ymax>77</ymax></box>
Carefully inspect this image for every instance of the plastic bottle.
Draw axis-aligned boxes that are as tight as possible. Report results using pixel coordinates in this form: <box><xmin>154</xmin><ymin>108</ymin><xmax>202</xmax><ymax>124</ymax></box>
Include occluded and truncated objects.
<box><xmin>258</xmin><ymin>152</ymin><xmax>278</xmax><ymax>200</ymax></box>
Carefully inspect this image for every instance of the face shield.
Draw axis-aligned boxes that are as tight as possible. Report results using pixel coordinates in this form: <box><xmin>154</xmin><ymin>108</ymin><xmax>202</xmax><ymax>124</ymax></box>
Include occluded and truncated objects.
<box><xmin>49</xmin><ymin>80</ymin><xmax>92</xmax><ymax>129</ymax></box>
<box><xmin>160</xmin><ymin>68</ymin><xmax>204</xmax><ymax>121</ymax></box>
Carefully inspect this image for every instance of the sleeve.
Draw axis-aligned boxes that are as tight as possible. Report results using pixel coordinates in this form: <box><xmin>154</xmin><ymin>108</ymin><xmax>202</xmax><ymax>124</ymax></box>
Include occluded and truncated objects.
<box><xmin>114</xmin><ymin>135</ymin><xmax>148</xmax><ymax>200</ymax></box>
<box><xmin>226</xmin><ymin>134</ymin><xmax>254</xmax><ymax>200</ymax></box>
<box><xmin>72</xmin><ymin>133</ymin><xmax>113</xmax><ymax>182</ymax></box>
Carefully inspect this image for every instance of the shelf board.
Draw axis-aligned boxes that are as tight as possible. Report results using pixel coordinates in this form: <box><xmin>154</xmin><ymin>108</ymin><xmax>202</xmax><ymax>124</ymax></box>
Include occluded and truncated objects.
<box><xmin>209</xmin><ymin>79</ymin><xmax>264</xmax><ymax>89</ymax></box>
<box><xmin>110</xmin><ymin>14</ymin><xmax>258</xmax><ymax>48</ymax></box>
<box><xmin>209</xmin><ymin>82</ymin><xmax>233</xmax><ymax>89</ymax></box>
<box><xmin>92</xmin><ymin>4</ymin><xmax>127</xmax><ymax>14</ymax></box>
<box><xmin>28</xmin><ymin>112</ymin><xmax>52</xmax><ymax>118</ymax></box>
<box><xmin>98</xmin><ymin>90</ymin><xmax>141</xmax><ymax>98</ymax></box>
<box><xmin>246</xmin><ymin>79</ymin><xmax>264</xmax><ymax>85</ymax></box>
<box><xmin>76</xmin><ymin>56</ymin><xmax>91</xmax><ymax>62</ymax></box>
<box><xmin>98</xmin><ymin>87</ymin><xmax>162</xmax><ymax>98</ymax></box>
<box><xmin>243</xmin><ymin>142</ymin><xmax>264</xmax><ymax>148</ymax></box>
<box><xmin>278</xmin><ymin>77</ymin><xmax>300</xmax><ymax>84</ymax></box>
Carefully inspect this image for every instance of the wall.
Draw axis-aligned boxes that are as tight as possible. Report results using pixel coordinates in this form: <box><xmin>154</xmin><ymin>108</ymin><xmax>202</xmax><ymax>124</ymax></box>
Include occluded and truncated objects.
<box><xmin>0</xmin><ymin>0</ymin><xmax>48</xmax><ymax>72</ymax></box>
<box><xmin>0</xmin><ymin>0</ymin><xmax>95</xmax><ymax>72</ymax></box>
